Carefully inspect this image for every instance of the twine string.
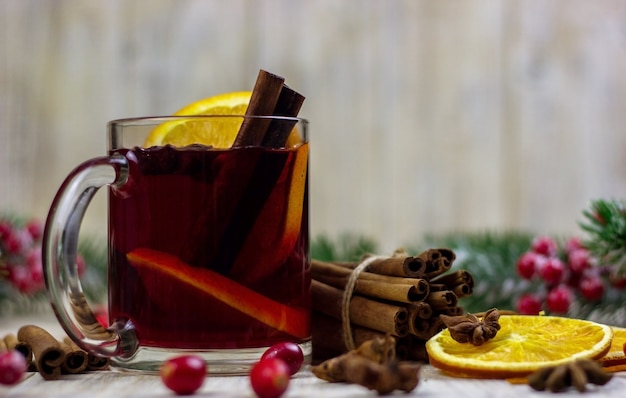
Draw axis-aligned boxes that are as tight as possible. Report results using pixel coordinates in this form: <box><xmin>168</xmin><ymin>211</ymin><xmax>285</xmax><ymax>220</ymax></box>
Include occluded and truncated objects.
<box><xmin>341</xmin><ymin>255</ymin><xmax>388</xmax><ymax>351</ymax></box>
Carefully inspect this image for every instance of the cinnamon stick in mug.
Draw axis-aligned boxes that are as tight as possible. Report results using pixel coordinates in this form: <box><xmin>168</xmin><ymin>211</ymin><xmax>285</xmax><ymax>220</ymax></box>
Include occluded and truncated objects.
<box><xmin>18</xmin><ymin>325</ymin><xmax>66</xmax><ymax>380</ymax></box>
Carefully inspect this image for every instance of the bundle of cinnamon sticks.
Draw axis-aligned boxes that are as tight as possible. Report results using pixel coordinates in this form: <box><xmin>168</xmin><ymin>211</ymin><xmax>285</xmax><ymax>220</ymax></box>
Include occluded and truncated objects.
<box><xmin>311</xmin><ymin>248</ymin><xmax>473</xmax><ymax>362</ymax></box>
<box><xmin>1</xmin><ymin>325</ymin><xmax>109</xmax><ymax>380</ymax></box>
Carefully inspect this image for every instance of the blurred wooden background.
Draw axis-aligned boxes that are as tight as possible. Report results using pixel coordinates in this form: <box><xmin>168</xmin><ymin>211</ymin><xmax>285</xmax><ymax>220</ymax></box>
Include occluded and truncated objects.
<box><xmin>1</xmin><ymin>0</ymin><xmax>625</xmax><ymax>252</ymax></box>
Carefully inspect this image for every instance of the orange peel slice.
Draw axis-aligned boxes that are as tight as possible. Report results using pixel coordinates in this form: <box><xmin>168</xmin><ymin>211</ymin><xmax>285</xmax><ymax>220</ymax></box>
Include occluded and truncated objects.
<box><xmin>127</xmin><ymin>247</ymin><xmax>310</xmax><ymax>339</ymax></box>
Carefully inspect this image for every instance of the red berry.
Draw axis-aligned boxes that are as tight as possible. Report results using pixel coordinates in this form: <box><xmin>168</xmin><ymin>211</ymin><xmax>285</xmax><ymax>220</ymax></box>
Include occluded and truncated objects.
<box><xmin>516</xmin><ymin>252</ymin><xmax>543</xmax><ymax>280</ymax></box>
<box><xmin>0</xmin><ymin>221</ymin><xmax>14</xmax><ymax>240</ymax></box>
<box><xmin>546</xmin><ymin>286</ymin><xmax>573</xmax><ymax>314</ymax></box>
<box><xmin>160</xmin><ymin>355</ymin><xmax>206</xmax><ymax>395</ymax></box>
<box><xmin>2</xmin><ymin>229</ymin><xmax>32</xmax><ymax>256</ymax></box>
<box><xmin>531</xmin><ymin>236</ymin><xmax>558</xmax><ymax>257</ymax></box>
<box><xmin>539</xmin><ymin>257</ymin><xmax>565</xmax><ymax>286</ymax></box>
<box><xmin>579</xmin><ymin>277</ymin><xmax>605</xmax><ymax>302</ymax></box>
<box><xmin>565</xmin><ymin>237</ymin><xmax>584</xmax><ymax>253</ymax></box>
<box><xmin>250</xmin><ymin>358</ymin><xmax>290</xmax><ymax>398</ymax></box>
<box><xmin>568</xmin><ymin>249</ymin><xmax>591</xmax><ymax>274</ymax></box>
<box><xmin>8</xmin><ymin>266</ymin><xmax>39</xmax><ymax>294</ymax></box>
<box><xmin>261</xmin><ymin>342</ymin><xmax>304</xmax><ymax>376</ymax></box>
<box><xmin>0</xmin><ymin>350</ymin><xmax>28</xmax><ymax>385</ymax></box>
<box><xmin>25</xmin><ymin>219</ymin><xmax>44</xmax><ymax>241</ymax></box>
<box><xmin>516</xmin><ymin>293</ymin><xmax>543</xmax><ymax>315</ymax></box>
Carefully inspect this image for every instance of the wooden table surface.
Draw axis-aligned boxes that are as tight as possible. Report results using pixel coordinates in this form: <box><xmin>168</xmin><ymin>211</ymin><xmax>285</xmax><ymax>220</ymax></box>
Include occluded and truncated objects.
<box><xmin>2</xmin><ymin>313</ymin><xmax>626</xmax><ymax>397</ymax></box>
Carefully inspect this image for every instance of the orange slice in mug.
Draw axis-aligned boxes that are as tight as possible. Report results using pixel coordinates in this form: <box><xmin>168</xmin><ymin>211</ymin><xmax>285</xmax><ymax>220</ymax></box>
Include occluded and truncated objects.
<box><xmin>127</xmin><ymin>248</ymin><xmax>310</xmax><ymax>339</ymax></box>
<box><xmin>143</xmin><ymin>91</ymin><xmax>302</xmax><ymax>148</ymax></box>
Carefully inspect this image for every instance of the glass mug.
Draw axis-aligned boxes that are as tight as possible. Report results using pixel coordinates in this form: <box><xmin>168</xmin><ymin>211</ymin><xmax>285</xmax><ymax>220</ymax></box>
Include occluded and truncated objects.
<box><xmin>42</xmin><ymin>115</ymin><xmax>311</xmax><ymax>374</ymax></box>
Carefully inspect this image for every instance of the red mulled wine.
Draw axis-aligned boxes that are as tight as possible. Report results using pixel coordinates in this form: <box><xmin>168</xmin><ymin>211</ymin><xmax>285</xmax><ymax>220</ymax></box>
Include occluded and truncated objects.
<box><xmin>107</xmin><ymin>143</ymin><xmax>310</xmax><ymax>349</ymax></box>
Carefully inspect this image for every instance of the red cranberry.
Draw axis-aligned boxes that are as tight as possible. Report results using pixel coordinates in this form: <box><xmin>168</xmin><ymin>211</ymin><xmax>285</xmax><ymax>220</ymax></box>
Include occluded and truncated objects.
<box><xmin>546</xmin><ymin>286</ymin><xmax>573</xmax><ymax>314</ymax></box>
<box><xmin>539</xmin><ymin>257</ymin><xmax>565</xmax><ymax>286</ymax></box>
<box><xmin>0</xmin><ymin>221</ymin><xmax>14</xmax><ymax>240</ymax></box>
<box><xmin>8</xmin><ymin>266</ymin><xmax>39</xmax><ymax>294</ymax></box>
<box><xmin>261</xmin><ymin>342</ymin><xmax>303</xmax><ymax>376</ymax></box>
<box><xmin>0</xmin><ymin>350</ymin><xmax>28</xmax><ymax>385</ymax></box>
<box><xmin>516</xmin><ymin>252</ymin><xmax>543</xmax><ymax>280</ymax></box>
<box><xmin>565</xmin><ymin>237</ymin><xmax>584</xmax><ymax>253</ymax></box>
<box><xmin>2</xmin><ymin>229</ymin><xmax>32</xmax><ymax>256</ymax></box>
<box><xmin>579</xmin><ymin>277</ymin><xmax>605</xmax><ymax>302</ymax></box>
<box><xmin>568</xmin><ymin>249</ymin><xmax>591</xmax><ymax>274</ymax></box>
<box><xmin>160</xmin><ymin>355</ymin><xmax>206</xmax><ymax>395</ymax></box>
<box><xmin>25</xmin><ymin>219</ymin><xmax>44</xmax><ymax>241</ymax></box>
<box><xmin>531</xmin><ymin>236</ymin><xmax>558</xmax><ymax>257</ymax></box>
<box><xmin>250</xmin><ymin>357</ymin><xmax>290</xmax><ymax>398</ymax></box>
<box><xmin>516</xmin><ymin>293</ymin><xmax>543</xmax><ymax>315</ymax></box>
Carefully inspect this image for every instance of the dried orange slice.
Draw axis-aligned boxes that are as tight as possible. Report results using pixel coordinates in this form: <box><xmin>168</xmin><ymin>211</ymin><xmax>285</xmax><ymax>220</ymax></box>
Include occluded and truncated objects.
<box><xmin>426</xmin><ymin>315</ymin><xmax>613</xmax><ymax>379</ymax></box>
<box><xmin>143</xmin><ymin>91</ymin><xmax>302</xmax><ymax>148</ymax></box>
<box><xmin>599</xmin><ymin>326</ymin><xmax>626</xmax><ymax>369</ymax></box>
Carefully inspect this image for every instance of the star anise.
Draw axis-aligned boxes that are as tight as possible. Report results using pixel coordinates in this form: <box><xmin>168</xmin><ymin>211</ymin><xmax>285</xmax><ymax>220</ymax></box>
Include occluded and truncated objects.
<box><xmin>528</xmin><ymin>359</ymin><xmax>613</xmax><ymax>393</ymax></box>
<box><xmin>439</xmin><ymin>308</ymin><xmax>501</xmax><ymax>346</ymax></box>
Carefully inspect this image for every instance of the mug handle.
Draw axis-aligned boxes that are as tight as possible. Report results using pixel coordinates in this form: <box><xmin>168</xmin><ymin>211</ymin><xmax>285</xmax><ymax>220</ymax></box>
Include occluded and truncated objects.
<box><xmin>43</xmin><ymin>154</ymin><xmax>138</xmax><ymax>359</ymax></box>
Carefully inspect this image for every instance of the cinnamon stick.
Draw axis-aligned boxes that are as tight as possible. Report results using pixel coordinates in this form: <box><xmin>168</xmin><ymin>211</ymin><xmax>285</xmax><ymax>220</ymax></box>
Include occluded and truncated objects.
<box><xmin>311</xmin><ymin>279</ymin><xmax>408</xmax><ymax>337</ymax></box>
<box><xmin>211</xmin><ymin>70</ymin><xmax>306</xmax><ymax>276</ymax></box>
<box><xmin>312</xmin><ymin>312</ymin><xmax>392</xmax><ymax>354</ymax></box>
<box><xmin>338</xmin><ymin>249</ymin><xmax>427</xmax><ymax>278</ymax></box>
<box><xmin>60</xmin><ymin>338</ymin><xmax>88</xmax><ymax>374</ymax></box>
<box><xmin>407</xmin><ymin>302</ymin><xmax>433</xmax><ymax>321</ymax></box>
<box><xmin>261</xmin><ymin>84</ymin><xmax>305</xmax><ymax>148</ymax></box>
<box><xmin>431</xmin><ymin>269</ymin><xmax>474</xmax><ymax>289</ymax></box>
<box><xmin>233</xmin><ymin>70</ymin><xmax>285</xmax><ymax>147</ymax></box>
<box><xmin>419</xmin><ymin>248</ymin><xmax>456</xmax><ymax>279</ymax></box>
<box><xmin>311</xmin><ymin>259</ymin><xmax>430</xmax><ymax>302</ymax></box>
<box><xmin>4</xmin><ymin>333</ymin><xmax>33</xmax><ymax>368</ymax></box>
<box><xmin>87</xmin><ymin>353</ymin><xmax>110</xmax><ymax>371</ymax></box>
<box><xmin>408</xmin><ymin>316</ymin><xmax>445</xmax><ymax>340</ymax></box>
<box><xmin>18</xmin><ymin>325</ymin><xmax>66</xmax><ymax>380</ymax></box>
<box><xmin>426</xmin><ymin>290</ymin><xmax>458</xmax><ymax>310</ymax></box>
<box><xmin>437</xmin><ymin>306</ymin><xmax>464</xmax><ymax>316</ymax></box>
<box><xmin>311</xmin><ymin>269</ymin><xmax>429</xmax><ymax>303</ymax></box>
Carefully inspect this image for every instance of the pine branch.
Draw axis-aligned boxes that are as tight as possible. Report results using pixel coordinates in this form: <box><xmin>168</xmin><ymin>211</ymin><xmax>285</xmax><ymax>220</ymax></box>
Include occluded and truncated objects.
<box><xmin>579</xmin><ymin>199</ymin><xmax>626</xmax><ymax>276</ymax></box>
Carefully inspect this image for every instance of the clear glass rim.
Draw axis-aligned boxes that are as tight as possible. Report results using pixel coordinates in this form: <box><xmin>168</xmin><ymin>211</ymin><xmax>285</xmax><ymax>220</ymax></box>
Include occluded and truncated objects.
<box><xmin>108</xmin><ymin>115</ymin><xmax>308</xmax><ymax>127</ymax></box>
